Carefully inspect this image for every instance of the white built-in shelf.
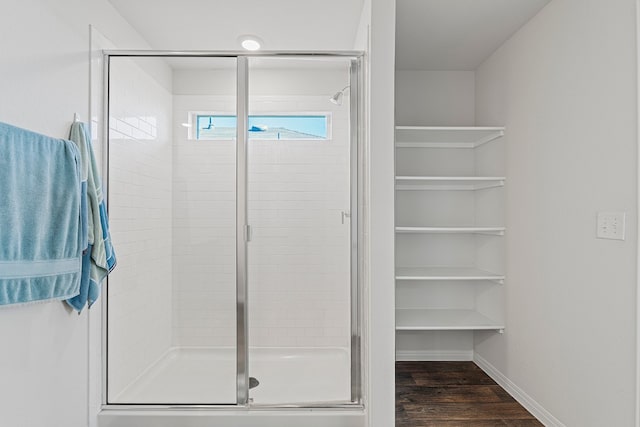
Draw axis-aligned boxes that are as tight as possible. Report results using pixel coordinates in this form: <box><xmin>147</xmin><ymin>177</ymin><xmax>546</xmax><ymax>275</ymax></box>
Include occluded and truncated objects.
<box><xmin>395</xmin><ymin>126</ymin><xmax>505</xmax><ymax>149</ymax></box>
<box><xmin>395</xmin><ymin>176</ymin><xmax>505</xmax><ymax>191</ymax></box>
<box><xmin>396</xmin><ymin>309</ymin><xmax>504</xmax><ymax>332</ymax></box>
<box><xmin>395</xmin><ymin>226</ymin><xmax>506</xmax><ymax>235</ymax></box>
<box><xmin>395</xmin><ymin>267</ymin><xmax>504</xmax><ymax>283</ymax></box>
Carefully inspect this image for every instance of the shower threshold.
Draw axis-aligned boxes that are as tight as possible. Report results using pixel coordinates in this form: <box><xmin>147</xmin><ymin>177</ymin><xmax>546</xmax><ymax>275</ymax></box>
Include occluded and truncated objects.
<box><xmin>99</xmin><ymin>408</ymin><xmax>365</xmax><ymax>427</ymax></box>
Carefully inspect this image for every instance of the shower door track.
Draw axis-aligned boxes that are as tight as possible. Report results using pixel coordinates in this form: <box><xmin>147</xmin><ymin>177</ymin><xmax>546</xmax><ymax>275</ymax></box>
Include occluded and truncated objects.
<box><xmin>101</xmin><ymin>50</ymin><xmax>364</xmax><ymax>410</ymax></box>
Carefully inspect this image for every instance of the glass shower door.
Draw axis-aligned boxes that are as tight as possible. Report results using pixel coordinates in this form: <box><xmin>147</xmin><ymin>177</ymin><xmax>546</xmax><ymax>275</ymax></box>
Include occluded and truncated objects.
<box><xmin>246</xmin><ymin>56</ymin><xmax>355</xmax><ymax>405</ymax></box>
<box><xmin>105</xmin><ymin>53</ymin><xmax>361</xmax><ymax>407</ymax></box>
<box><xmin>106</xmin><ymin>56</ymin><xmax>238</xmax><ymax>405</ymax></box>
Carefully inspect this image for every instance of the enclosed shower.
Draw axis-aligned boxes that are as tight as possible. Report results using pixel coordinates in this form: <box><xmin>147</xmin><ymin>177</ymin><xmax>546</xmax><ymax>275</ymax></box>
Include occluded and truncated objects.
<box><xmin>103</xmin><ymin>53</ymin><xmax>362</xmax><ymax>411</ymax></box>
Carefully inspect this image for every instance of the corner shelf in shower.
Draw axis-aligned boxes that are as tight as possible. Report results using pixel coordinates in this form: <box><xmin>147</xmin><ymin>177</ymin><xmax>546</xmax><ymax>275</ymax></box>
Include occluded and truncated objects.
<box><xmin>395</xmin><ymin>267</ymin><xmax>505</xmax><ymax>284</ymax></box>
<box><xmin>395</xmin><ymin>309</ymin><xmax>504</xmax><ymax>332</ymax></box>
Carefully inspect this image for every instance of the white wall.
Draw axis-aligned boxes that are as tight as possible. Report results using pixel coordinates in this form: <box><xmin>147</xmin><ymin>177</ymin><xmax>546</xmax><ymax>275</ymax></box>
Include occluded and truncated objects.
<box><xmin>395</xmin><ymin>70</ymin><xmax>475</xmax><ymax>126</ymax></box>
<box><xmin>366</xmin><ymin>0</ymin><xmax>396</xmax><ymax>426</ymax></box>
<box><xmin>474</xmin><ymin>0</ymin><xmax>637</xmax><ymax>425</ymax></box>
<box><xmin>0</xmin><ymin>0</ymin><xmax>157</xmax><ymax>426</ymax></box>
<box><xmin>106</xmin><ymin>58</ymin><xmax>174</xmax><ymax>401</ymax></box>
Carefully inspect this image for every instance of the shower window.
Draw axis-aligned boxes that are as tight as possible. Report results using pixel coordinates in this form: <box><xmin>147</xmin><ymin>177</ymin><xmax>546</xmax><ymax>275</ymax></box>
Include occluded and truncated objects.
<box><xmin>192</xmin><ymin>114</ymin><xmax>330</xmax><ymax>140</ymax></box>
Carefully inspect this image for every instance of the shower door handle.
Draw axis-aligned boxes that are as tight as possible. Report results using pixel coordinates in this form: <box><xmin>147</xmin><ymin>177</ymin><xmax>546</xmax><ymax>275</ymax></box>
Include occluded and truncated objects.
<box><xmin>341</xmin><ymin>211</ymin><xmax>351</xmax><ymax>224</ymax></box>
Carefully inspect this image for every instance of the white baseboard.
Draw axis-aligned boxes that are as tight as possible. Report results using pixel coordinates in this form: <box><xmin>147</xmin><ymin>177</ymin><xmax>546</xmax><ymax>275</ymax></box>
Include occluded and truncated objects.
<box><xmin>473</xmin><ymin>354</ymin><xmax>566</xmax><ymax>427</ymax></box>
<box><xmin>396</xmin><ymin>350</ymin><xmax>473</xmax><ymax>361</ymax></box>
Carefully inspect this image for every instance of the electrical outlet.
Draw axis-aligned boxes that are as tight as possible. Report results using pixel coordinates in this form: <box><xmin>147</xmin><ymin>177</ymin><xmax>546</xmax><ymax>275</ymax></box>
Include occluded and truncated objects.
<box><xmin>596</xmin><ymin>212</ymin><xmax>626</xmax><ymax>240</ymax></box>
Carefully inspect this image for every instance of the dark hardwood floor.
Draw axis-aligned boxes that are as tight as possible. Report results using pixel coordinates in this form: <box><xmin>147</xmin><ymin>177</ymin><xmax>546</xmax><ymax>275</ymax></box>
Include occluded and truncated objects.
<box><xmin>396</xmin><ymin>362</ymin><xmax>544</xmax><ymax>426</ymax></box>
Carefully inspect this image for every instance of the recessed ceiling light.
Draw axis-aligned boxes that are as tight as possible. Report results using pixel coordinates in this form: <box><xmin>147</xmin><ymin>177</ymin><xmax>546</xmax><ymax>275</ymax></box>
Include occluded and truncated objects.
<box><xmin>239</xmin><ymin>35</ymin><xmax>262</xmax><ymax>51</ymax></box>
<box><xmin>241</xmin><ymin>39</ymin><xmax>261</xmax><ymax>51</ymax></box>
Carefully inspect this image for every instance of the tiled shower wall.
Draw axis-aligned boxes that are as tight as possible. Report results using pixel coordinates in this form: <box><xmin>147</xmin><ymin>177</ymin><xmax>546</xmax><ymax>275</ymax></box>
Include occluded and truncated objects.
<box><xmin>171</xmin><ymin>94</ymin><xmax>237</xmax><ymax>348</ymax></box>
<box><xmin>247</xmin><ymin>95</ymin><xmax>351</xmax><ymax>348</ymax></box>
<box><xmin>172</xmin><ymin>67</ymin><xmax>351</xmax><ymax>349</ymax></box>
<box><xmin>107</xmin><ymin>58</ymin><xmax>173</xmax><ymax>399</ymax></box>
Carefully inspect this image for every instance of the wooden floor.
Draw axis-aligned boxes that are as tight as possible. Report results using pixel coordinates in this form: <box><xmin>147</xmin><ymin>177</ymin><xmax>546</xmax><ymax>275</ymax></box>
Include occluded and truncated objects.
<box><xmin>396</xmin><ymin>362</ymin><xmax>544</xmax><ymax>426</ymax></box>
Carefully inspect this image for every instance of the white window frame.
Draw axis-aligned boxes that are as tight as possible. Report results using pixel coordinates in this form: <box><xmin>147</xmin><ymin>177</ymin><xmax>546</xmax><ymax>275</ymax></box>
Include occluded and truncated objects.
<box><xmin>185</xmin><ymin>111</ymin><xmax>333</xmax><ymax>141</ymax></box>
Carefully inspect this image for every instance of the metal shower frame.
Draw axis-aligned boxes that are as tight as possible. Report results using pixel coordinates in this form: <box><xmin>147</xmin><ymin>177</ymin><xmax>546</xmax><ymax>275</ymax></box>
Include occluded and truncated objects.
<box><xmin>101</xmin><ymin>50</ymin><xmax>365</xmax><ymax>410</ymax></box>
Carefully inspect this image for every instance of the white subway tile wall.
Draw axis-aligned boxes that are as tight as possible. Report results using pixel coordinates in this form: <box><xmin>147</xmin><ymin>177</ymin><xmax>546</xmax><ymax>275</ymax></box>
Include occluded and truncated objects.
<box><xmin>248</xmin><ymin>96</ymin><xmax>351</xmax><ymax>349</ymax></box>
<box><xmin>107</xmin><ymin>58</ymin><xmax>173</xmax><ymax>400</ymax></box>
<box><xmin>172</xmin><ymin>95</ymin><xmax>237</xmax><ymax>348</ymax></box>
<box><xmin>172</xmin><ymin>95</ymin><xmax>351</xmax><ymax>350</ymax></box>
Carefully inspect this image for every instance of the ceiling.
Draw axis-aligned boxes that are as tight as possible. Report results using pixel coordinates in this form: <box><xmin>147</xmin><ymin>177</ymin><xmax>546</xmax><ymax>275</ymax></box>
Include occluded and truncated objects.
<box><xmin>108</xmin><ymin>0</ymin><xmax>365</xmax><ymax>52</ymax></box>
<box><xmin>396</xmin><ymin>0</ymin><xmax>552</xmax><ymax>70</ymax></box>
<box><xmin>109</xmin><ymin>0</ymin><xmax>552</xmax><ymax>72</ymax></box>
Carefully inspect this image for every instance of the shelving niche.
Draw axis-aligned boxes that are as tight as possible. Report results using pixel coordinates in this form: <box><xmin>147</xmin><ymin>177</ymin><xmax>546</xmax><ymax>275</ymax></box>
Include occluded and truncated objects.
<box><xmin>395</xmin><ymin>126</ymin><xmax>505</xmax><ymax>334</ymax></box>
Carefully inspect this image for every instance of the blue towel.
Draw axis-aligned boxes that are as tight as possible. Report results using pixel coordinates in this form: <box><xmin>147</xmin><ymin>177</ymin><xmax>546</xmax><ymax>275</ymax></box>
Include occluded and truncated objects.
<box><xmin>65</xmin><ymin>122</ymin><xmax>116</xmax><ymax>312</ymax></box>
<box><xmin>0</xmin><ymin>122</ymin><xmax>83</xmax><ymax>305</ymax></box>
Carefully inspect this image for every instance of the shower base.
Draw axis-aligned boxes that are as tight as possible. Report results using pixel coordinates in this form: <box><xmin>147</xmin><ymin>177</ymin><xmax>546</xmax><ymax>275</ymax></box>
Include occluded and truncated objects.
<box><xmin>113</xmin><ymin>346</ymin><xmax>351</xmax><ymax>405</ymax></box>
